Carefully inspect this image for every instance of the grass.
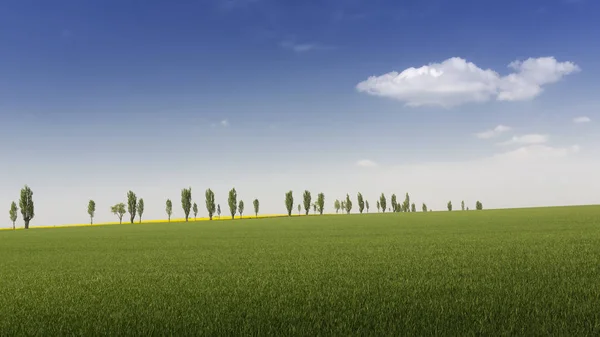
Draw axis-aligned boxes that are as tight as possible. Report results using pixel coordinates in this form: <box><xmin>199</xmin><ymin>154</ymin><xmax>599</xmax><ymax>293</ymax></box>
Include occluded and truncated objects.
<box><xmin>1</xmin><ymin>205</ymin><xmax>600</xmax><ymax>336</ymax></box>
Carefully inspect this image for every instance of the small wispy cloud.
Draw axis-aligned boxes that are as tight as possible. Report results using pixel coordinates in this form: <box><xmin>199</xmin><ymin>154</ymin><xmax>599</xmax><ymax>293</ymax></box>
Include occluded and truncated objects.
<box><xmin>220</xmin><ymin>119</ymin><xmax>229</xmax><ymax>127</ymax></box>
<box><xmin>475</xmin><ymin>125</ymin><xmax>512</xmax><ymax>139</ymax></box>
<box><xmin>280</xmin><ymin>41</ymin><xmax>334</xmax><ymax>53</ymax></box>
<box><xmin>573</xmin><ymin>116</ymin><xmax>591</xmax><ymax>124</ymax></box>
<box><xmin>498</xmin><ymin>134</ymin><xmax>549</xmax><ymax>146</ymax></box>
<box><xmin>356</xmin><ymin>159</ymin><xmax>378</xmax><ymax>167</ymax></box>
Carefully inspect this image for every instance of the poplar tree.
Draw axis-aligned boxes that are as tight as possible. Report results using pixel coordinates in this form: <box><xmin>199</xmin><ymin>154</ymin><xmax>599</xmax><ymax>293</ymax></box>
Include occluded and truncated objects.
<box><xmin>127</xmin><ymin>191</ymin><xmax>137</xmax><ymax>224</ymax></box>
<box><xmin>228</xmin><ymin>188</ymin><xmax>237</xmax><ymax>219</ymax></box>
<box><xmin>87</xmin><ymin>200</ymin><xmax>96</xmax><ymax>225</ymax></box>
<box><xmin>205</xmin><ymin>189</ymin><xmax>216</xmax><ymax>220</ymax></box>
<box><xmin>19</xmin><ymin>185</ymin><xmax>34</xmax><ymax>229</ymax></box>
<box><xmin>303</xmin><ymin>190</ymin><xmax>312</xmax><ymax>216</ymax></box>
<box><xmin>9</xmin><ymin>202</ymin><xmax>18</xmax><ymax>230</ymax></box>
<box><xmin>181</xmin><ymin>187</ymin><xmax>192</xmax><ymax>222</ymax></box>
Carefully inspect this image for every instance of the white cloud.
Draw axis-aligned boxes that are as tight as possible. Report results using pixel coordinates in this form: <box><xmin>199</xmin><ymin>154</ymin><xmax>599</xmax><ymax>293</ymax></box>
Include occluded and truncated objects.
<box><xmin>498</xmin><ymin>134</ymin><xmax>549</xmax><ymax>146</ymax></box>
<box><xmin>492</xmin><ymin>144</ymin><xmax>580</xmax><ymax>160</ymax></box>
<box><xmin>573</xmin><ymin>116</ymin><xmax>591</xmax><ymax>123</ymax></box>
<box><xmin>220</xmin><ymin>119</ymin><xmax>229</xmax><ymax>127</ymax></box>
<box><xmin>280</xmin><ymin>41</ymin><xmax>334</xmax><ymax>53</ymax></box>
<box><xmin>356</xmin><ymin>57</ymin><xmax>580</xmax><ymax>107</ymax></box>
<box><xmin>356</xmin><ymin>159</ymin><xmax>378</xmax><ymax>167</ymax></box>
<box><xmin>475</xmin><ymin>125</ymin><xmax>511</xmax><ymax>139</ymax></box>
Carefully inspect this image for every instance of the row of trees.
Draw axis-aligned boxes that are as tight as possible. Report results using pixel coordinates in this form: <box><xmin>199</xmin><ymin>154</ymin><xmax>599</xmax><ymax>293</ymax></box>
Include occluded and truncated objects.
<box><xmin>7</xmin><ymin>185</ymin><xmax>484</xmax><ymax>229</ymax></box>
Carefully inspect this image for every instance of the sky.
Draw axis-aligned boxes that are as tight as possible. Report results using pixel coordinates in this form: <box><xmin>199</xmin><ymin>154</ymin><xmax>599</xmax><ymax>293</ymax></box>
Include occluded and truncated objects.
<box><xmin>1</xmin><ymin>0</ymin><xmax>600</xmax><ymax>227</ymax></box>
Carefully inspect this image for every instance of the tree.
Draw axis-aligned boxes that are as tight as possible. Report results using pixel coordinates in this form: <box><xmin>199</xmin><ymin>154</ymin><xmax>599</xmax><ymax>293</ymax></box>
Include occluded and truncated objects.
<box><xmin>411</xmin><ymin>203</ymin><xmax>416</xmax><ymax>212</ymax></box>
<box><xmin>297</xmin><ymin>204</ymin><xmax>301</xmax><ymax>216</ymax></box>
<box><xmin>341</xmin><ymin>201</ymin><xmax>345</xmax><ymax>213</ymax></box>
<box><xmin>345</xmin><ymin>194</ymin><xmax>353</xmax><ymax>214</ymax></box>
<box><xmin>461</xmin><ymin>200</ymin><xmax>465</xmax><ymax>211</ymax></box>
<box><xmin>238</xmin><ymin>200</ymin><xmax>244</xmax><ymax>218</ymax></box>
<box><xmin>253</xmin><ymin>199</ymin><xmax>259</xmax><ymax>218</ymax></box>
<box><xmin>126</xmin><ymin>191</ymin><xmax>137</xmax><ymax>224</ymax></box>
<box><xmin>181</xmin><ymin>187</ymin><xmax>192</xmax><ymax>222</ymax></box>
<box><xmin>193</xmin><ymin>203</ymin><xmax>198</xmax><ymax>221</ymax></box>
<box><xmin>205</xmin><ymin>188</ymin><xmax>216</xmax><ymax>220</ymax></box>
<box><xmin>285</xmin><ymin>191</ymin><xmax>293</xmax><ymax>216</ymax></box>
<box><xmin>476</xmin><ymin>201</ymin><xmax>483</xmax><ymax>210</ymax></box>
<box><xmin>303</xmin><ymin>190</ymin><xmax>312</xmax><ymax>216</ymax></box>
<box><xmin>19</xmin><ymin>185</ymin><xmax>34</xmax><ymax>229</ymax></box>
<box><xmin>317</xmin><ymin>193</ymin><xmax>325</xmax><ymax>215</ymax></box>
<box><xmin>447</xmin><ymin>201</ymin><xmax>453</xmax><ymax>211</ymax></box>
<box><xmin>228</xmin><ymin>188</ymin><xmax>237</xmax><ymax>219</ymax></box>
<box><xmin>9</xmin><ymin>201</ymin><xmax>18</xmax><ymax>230</ymax></box>
<box><xmin>217</xmin><ymin>204</ymin><xmax>221</xmax><ymax>219</ymax></box>
<box><xmin>357</xmin><ymin>193</ymin><xmax>365</xmax><ymax>214</ymax></box>
<box><xmin>111</xmin><ymin>203</ymin><xmax>126</xmax><ymax>224</ymax></box>
<box><xmin>366</xmin><ymin>200</ymin><xmax>370</xmax><ymax>213</ymax></box>
<box><xmin>312</xmin><ymin>203</ymin><xmax>317</xmax><ymax>214</ymax></box>
<box><xmin>391</xmin><ymin>194</ymin><xmax>397</xmax><ymax>212</ymax></box>
<box><xmin>334</xmin><ymin>199</ymin><xmax>341</xmax><ymax>214</ymax></box>
<box><xmin>137</xmin><ymin>198</ymin><xmax>144</xmax><ymax>223</ymax></box>
<box><xmin>376</xmin><ymin>200</ymin><xmax>380</xmax><ymax>213</ymax></box>
<box><xmin>87</xmin><ymin>200</ymin><xmax>96</xmax><ymax>225</ymax></box>
<box><xmin>403</xmin><ymin>193</ymin><xmax>410</xmax><ymax>212</ymax></box>
<box><xmin>379</xmin><ymin>193</ymin><xmax>387</xmax><ymax>213</ymax></box>
<box><xmin>422</xmin><ymin>203</ymin><xmax>428</xmax><ymax>212</ymax></box>
<box><xmin>166</xmin><ymin>199</ymin><xmax>173</xmax><ymax>222</ymax></box>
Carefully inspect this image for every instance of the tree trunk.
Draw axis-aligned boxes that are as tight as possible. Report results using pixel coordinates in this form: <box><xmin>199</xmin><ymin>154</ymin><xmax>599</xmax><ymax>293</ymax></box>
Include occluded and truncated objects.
<box><xmin>24</xmin><ymin>219</ymin><xmax>29</xmax><ymax>229</ymax></box>
<box><xmin>90</xmin><ymin>217</ymin><xmax>93</xmax><ymax>225</ymax></box>
<box><xmin>12</xmin><ymin>221</ymin><xmax>15</xmax><ymax>230</ymax></box>
<box><xmin>139</xmin><ymin>216</ymin><xmax>142</xmax><ymax>224</ymax></box>
<box><xmin>209</xmin><ymin>215</ymin><xmax>212</xmax><ymax>220</ymax></box>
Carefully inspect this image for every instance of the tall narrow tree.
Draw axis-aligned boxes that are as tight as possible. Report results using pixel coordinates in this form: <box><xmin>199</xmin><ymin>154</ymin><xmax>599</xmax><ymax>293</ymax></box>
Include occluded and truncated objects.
<box><xmin>19</xmin><ymin>185</ymin><xmax>34</xmax><ymax>229</ymax></box>
<box><xmin>205</xmin><ymin>189</ymin><xmax>216</xmax><ymax>220</ymax></box>
<box><xmin>137</xmin><ymin>198</ymin><xmax>144</xmax><ymax>223</ymax></box>
<box><xmin>238</xmin><ymin>200</ymin><xmax>245</xmax><ymax>218</ymax></box>
<box><xmin>345</xmin><ymin>194</ymin><xmax>353</xmax><ymax>214</ymax></box>
<box><xmin>357</xmin><ymin>193</ymin><xmax>365</xmax><ymax>214</ymax></box>
<box><xmin>447</xmin><ymin>201</ymin><xmax>453</xmax><ymax>211</ymax></box>
<box><xmin>365</xmin><ymin>200</ymin><xmax>370</xmax><ymax>213</ymax></box>
<box><xmin>334</xmin><ymin>199</ymin><xmax>341</xmax><ymax>214</ymax></box>
<box><xmin>87</xmin><ymin>200</ymin><xmax>96</xmax><ymax>225</ymax></box>
<box><xmin>303</xmin><ymin>190</ymin><xmax>312</xmax><ymax>216</ymax></box>
<box><xmin>411</xmin><ymin>203</ymin><xmax>416</xmax><ymax>212</ymax></box>
<box><xmin>217</xmin><ymin>204</ymin><xmax>221</xmax><ymax>219</ymax></box>
<box><xmin>376</xmin><ymin>200</ymin><xmax>380</xmax><ymax>213</ymax></box>
<box><xmin>228</xmin><ymin>188</ymin><xmax>237</xmax><ymax>219</ymax></box>
<box><xmin>391</xmin><ymin>194</ymin><xmax>397</xmax><ymax>212</ymax></box>
<box><xmin>317</xmin><ymin>193</ymin><xmax>325</xmax><ymax>215</ymax></box>
<box><xmin>9</xmin><ymin>202</ymin><xmax>18</xmax><ymax>230</ymax></box>
<box><xmin>312</xmin><ymin>203</ymin><xmax>317</xmax><ymax>214</ymax></box>
<box><xmin>166</xmin><ymin>199</ymin><xmax>173</xmax><ymax>222</ymax></box>
<box><xmin>285</xmin><ymin>191</ymin><xmax>293</xmax><ymax>216</ymax></box>
<box><xmin>422</xmin><ymin>203</ymin><xmax>428</xmax><ymax>212</ymax></box>
<box><xmin>379</xmin><ymin>193</ymin><xmax>387</xmax><ymax>213</ymax></box>
<box><xmin>461</xmin><ymin>200</ymin><xmax>465</xmax><ymax>211</ymax></box>
<box><xmin>297</xmin><ymin>204</ymin><xmax>301</xmax><ymax>216</ymax></box>
<box><xmin>253</xmin><ymin>199</ymin><xmax>259</xmax><ymax>218</ymax></box>
<box><xmin>181</xmin><ymin>187</ymin><xmax>192</xmax><ymax>222</ymax></box>
<box><xmin>403</xmin><ymin>193</ymin><xmax>410</xmax><ymax>212</ymax></box>
<box><xmin>127</xmin><ymin>191</ymin><xmax>137</xmax><ymax>224</ymax></box>
<box><xmin>111</xmin><ymin>203</ymin><xmax>126</xmax><ymax>224</ymax></box>
<box><xmin>193</xmin><ymin>203</ymin><xmax>198</xmax><ymax>221</ymax></box>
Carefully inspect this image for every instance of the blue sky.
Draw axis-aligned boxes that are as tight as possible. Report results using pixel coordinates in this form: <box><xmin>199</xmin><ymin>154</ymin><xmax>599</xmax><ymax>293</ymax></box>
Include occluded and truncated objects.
<box><xmin>1</xmin><ymin>0</ymin><xmax>599</xmax><ymax>226</ymax></box>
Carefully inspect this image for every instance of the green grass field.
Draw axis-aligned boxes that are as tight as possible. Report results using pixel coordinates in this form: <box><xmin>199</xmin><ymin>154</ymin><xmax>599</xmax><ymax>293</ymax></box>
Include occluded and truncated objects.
<box><xmin>1</xmin><ymin>206</ymin><xmax>600</xmax><ymax>335</ymax></box>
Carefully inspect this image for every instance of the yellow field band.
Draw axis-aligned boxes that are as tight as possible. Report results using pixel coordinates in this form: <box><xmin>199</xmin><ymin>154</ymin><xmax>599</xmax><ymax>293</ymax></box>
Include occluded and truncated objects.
<box><xmin>1</xmin><ymin>212</ymin><xmax>333</xmax><ymax>230</ymax></box>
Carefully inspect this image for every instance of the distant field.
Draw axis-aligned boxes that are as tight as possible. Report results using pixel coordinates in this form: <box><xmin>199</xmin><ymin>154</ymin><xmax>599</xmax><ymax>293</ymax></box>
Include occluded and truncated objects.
<box><xmin>1</xmin><ymin>206</ymin><xmax>600</xmax><ymax>335</ymax></box>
